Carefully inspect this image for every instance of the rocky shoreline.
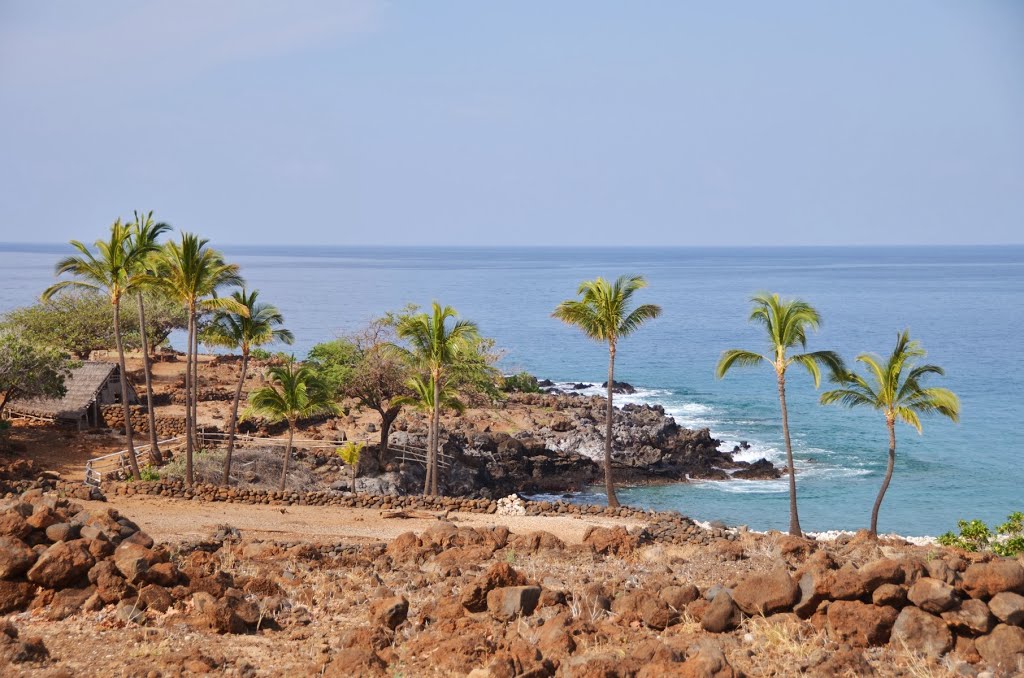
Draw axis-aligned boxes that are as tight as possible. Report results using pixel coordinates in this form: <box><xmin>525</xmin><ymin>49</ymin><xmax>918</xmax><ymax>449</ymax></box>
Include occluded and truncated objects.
<box><xmin>371</xmin><ymin>391</ymin><xmax>782</xmax><ymax>498</ymax></box>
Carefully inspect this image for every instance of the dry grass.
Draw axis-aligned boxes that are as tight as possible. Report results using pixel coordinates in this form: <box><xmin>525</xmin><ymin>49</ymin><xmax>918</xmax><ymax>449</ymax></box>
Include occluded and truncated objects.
<box><xmin>734</xmin><ymin>614</ymin><xmax>832</xmax><ymax>676</ymax></box>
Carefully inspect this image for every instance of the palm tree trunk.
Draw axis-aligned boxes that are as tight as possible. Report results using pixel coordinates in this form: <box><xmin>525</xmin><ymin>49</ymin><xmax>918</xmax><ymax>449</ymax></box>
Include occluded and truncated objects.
<box><xmin>280</xmin><ymin>423</ymin><xmax>294</xmax><ymax>491</ymax></box>
<box><xmin>223</xmin><ymin>348</ymin><xmax>248</xmax><ymax>485</ymax></box>
<box><xmin>423</xmin><ymin>409</ymin><xmax>434</xmax><ymax>496</ymax></box>
<box><xmin>378</xmin><ymin>407</ymin><xmax>397</xmax><ymax>467</ymax></box>
<box><xmin>185</xmin><ymin>310</ymin><xmax>195</xmax><ymax>487</ymax></box>
<box><xmin>870</xmin><ymin>418</ymin><xmax>897</xmax><ymax>538</ymax></box>
<box><xmin>432</xmin><ymin>376</ymin><xmax>441</xmax><ymax>496</ymax></box>
<box><xmin>777</xmin><ymin>370</ymin><xmax>802</xmax><ymax>536</ymax></box>
<box><xmin>191</xmin><ymin>321</ymin><xmax>200</xmax><ymax>452</ymax></box>
<box><xmin>137</xmin><ymin>291</ymin><xmax>162</xmax><ymax>465</ymax></box>
<box><xmin>605</xmin><ymin>344</ymin><xmax>620</xmax><ymax>508</ymax></box>
<box><xmin>113</xmin><ymin>300</ymin><xmax>142</xmax><ymax>480</ymax></box>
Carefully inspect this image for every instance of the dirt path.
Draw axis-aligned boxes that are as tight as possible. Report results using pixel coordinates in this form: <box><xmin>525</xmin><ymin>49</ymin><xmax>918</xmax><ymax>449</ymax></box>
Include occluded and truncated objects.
<box><xmin>90</xmin><ymin>494</ymin><xmax>645</xmax><ymax>545</ymax></box>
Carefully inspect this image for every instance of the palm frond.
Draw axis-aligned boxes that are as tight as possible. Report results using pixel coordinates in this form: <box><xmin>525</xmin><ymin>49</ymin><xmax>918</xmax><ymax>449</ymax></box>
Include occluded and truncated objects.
<box><xmin>715</xmin><ymin>349</ymin><xmax>766</xmax><ymax>378</ymax></box>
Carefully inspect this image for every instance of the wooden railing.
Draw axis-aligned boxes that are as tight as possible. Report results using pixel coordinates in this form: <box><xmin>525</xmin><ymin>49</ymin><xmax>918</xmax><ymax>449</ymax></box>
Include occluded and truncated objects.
<box><xmin>84</xmin><ymin>433</ymin><xmax>445</xmax><ymax>486</ymax></box>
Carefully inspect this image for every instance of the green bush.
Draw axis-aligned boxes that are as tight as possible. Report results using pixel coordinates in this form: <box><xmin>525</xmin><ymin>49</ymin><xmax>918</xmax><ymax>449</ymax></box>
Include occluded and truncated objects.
<box><xmin>938</xmin><ymin>512</ymin><xmax>1024</xmax><ymax>556</ymax></box>
<box><xmin>502</xmin><ymin>371</ymin><xmax>540</xmax><ymax>393</ymax></box>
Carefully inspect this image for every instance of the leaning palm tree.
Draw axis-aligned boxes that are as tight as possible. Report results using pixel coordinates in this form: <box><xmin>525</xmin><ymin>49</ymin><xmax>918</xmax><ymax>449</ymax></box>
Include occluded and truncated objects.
<box><xmin>400</xmin><ymin>374</ymin><xmax>466</xmax><ymax>494</ymax></box>
<box><xmin>152</xmin><ymin>233</ymin><xmax>244</xmax><ymax>485</ymax></box>
<box><xmin>715</xmin><ymin>292</ymin><xmax>843</xmax><ymax>536</ymax></box>
<box><xmin>43</xmin><ymin>219</ymin><xmax>161</xmax><ymax>480</ymax></box>
<box><xmin>244</xmin><ymin>358</ymin><xmax>338</xmax><ymax>491</ymax></box>
<box><xmin>395</xmin><ymin>303</ymin><xmax>478</xmax><ymax>496</ymax></box>
<box><xmin>203</xmin><ymin>289</ymin><xmax>293</xmax><ymax>485</ymax></box>
<box><xmin>553</xmin><ymin>275</ymin><xmax>661</xmax><ymax>508</ymax></box>
<box><xmin>821</xmin><ymin>330</ymin><xmax>959</xmax><ymax>537</ymax></box>
<box><xmin>127</xmin><ymin>211</ymin><xmax>171</xmax><ymax>465</ymax></box>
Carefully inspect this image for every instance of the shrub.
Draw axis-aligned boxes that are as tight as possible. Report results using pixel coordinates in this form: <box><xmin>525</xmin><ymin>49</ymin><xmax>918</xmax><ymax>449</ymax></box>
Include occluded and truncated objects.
<box><xmin>938</xmin><ymin>512</ymin><xmax>1024</xmax><ymax>556</ymax></box>
<box><xmin>502</xmin><ymin>371</ymin><xmax>540</xmax><ymax>393</ymax></box>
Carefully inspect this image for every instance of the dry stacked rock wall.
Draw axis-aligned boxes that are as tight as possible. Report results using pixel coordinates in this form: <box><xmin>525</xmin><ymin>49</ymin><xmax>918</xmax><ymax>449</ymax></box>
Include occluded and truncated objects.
<box><xmin>99</xmin><ymin>406</ymin><xmax>186</xmax><ymax>438</ymax></box>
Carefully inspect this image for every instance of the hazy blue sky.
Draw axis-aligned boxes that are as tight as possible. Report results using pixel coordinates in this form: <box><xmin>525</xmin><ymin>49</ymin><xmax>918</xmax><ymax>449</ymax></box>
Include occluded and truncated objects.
<box><xmin>2</xmin><ymin>1</ymin><xmax>1022</xmax><ymax>246</ymax></box>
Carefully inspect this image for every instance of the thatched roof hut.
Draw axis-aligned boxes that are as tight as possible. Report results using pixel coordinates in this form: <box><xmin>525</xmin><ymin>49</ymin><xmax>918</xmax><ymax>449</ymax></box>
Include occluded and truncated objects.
<box><xmin>7</xmin><ymin>361</ymin><xmax>138</xmax><ymax>428</ymax></box>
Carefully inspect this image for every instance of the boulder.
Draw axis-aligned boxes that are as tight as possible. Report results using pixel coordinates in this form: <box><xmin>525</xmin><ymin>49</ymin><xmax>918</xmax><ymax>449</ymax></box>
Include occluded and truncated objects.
<box><xmin>906</xmin><ymin>577</ymin><xmax>959</xmax><ymax>614</ymax></box>
<box><xmin>370</xmin><ymin>596</ymin><xmax>409</xmax><ymax>630</ymax></box>
<box><xmin>582</xmin><ymin>526</ymin><xmax>640</xmax><ymax>556</ymax></box>
<box><xmin>660</xmin><ymin>584</ymin><xmax>700</xmax><ymax>610</ymax></box>
<box><xmin>961</xmin><ymin>560</ymin><xmax>1024</xmax><ymax>600</ymax></box>
<box><xmin>26</xmin><ymin>540</ymin><xmax>95</xmax><ymax>589</ymax></box>
<box><xmin>988</xmin><ymin>591</ymin><xmax>1024</xmax><ymax>626</ymax></box>
<box><xmin>794</xmin><ymin>569</ymin><xmax>831</xmax><ymax>619</ymax></box>
<box><xmin>0</xmin><ymin>581</ymin><xmax>35</xmax><ymax>614</ymax></box>
<box><xmin>0</xmin><ymin>513</ymin><xmax>31</xmax><ymax>540</ymax></box>
<box><xmin>45</xmin><ymin>586</ymin><xmax>95</xmax><ymax>621</ymax></box>
<box><xmin>640</xmin><ymin>597</ymin><xmax>679</xmax><ymax>631</ymax></box>
<box><xmin>940</xmin><ymin>599</ymin><xmax>994</xmax><ymax>636</ymax></box>
<box><xmin>975</xmin><ymin>624</ymin><xmax>1024</xmax><ymax>672</ymax></box>
<box><xmin>461</xmin><ymin>563</ymin><xmax>527</xmax><ymax>612</ymax></box>
<box><xmin>826</xmin><ymin>600</ymin><xmax>898</xmax><ymax>647</ymax></box>
<box><xmin>0</xmin><ymin>536</ymin><xmax>36</xmax><ymax>579</ymax></box>
<box><xmin>828</xmin><ymin>564</ymin><xmax>868</xmax><ymax>600</ymax></box>
<box><xmin>891</xmin><ymin>606</ymin><xmax>953</xmax><ymax>657</ymax></box>
<box><xmin>486</xmin><ymin>586</ymin><xmax>541</xmax><ymax>622</ymax></box>
<box><xmin>732</xmin><ymin>568</ymin><xmax>799</xmax><ymax>615</ymax></box>
<box><xmin>860</xmin><ymin>558</ymin><xmax>905</xmax><ymax>591</ymax></box>
<box><xmin>872</xmin><ymin>584</ymin><xmax>907</xmax><ymax>608</ymax></box>
<box><xmin>138</xmin><ymin>584</ymin><xmax>174</xmax><ymax>613</ymax></box>
<box><xmin>679</xmin><ymin>640</ymin><xmax>737</xmax><ymax>678</ymax></box>
<box><xmin>701</xmin><ymin>591</ymin><xmax>741</xmax><ymax>633</ymax></box>
<box><xmin>44</xmin><ymin>523</ymin><xmax>78</xmax><ymax>543</ymax></box>
<box><xmin>112</xmin><ymin>542</ymin><xmax>157</xmax><ymax>583</ymax></box>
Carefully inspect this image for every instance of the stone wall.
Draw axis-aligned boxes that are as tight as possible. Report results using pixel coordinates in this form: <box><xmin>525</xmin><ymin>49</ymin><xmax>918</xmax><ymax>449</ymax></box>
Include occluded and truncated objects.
<box><xmin>99</xmin><ymin>406</ymin><xmax>186</xmax><ymax>438</ymax></box>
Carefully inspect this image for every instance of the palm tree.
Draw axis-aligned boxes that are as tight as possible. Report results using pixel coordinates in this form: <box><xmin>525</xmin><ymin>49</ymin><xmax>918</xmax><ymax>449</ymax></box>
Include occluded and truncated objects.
<box><xmin>553</xmin><ymin>275</ymin><xmax>661</xmax><ymax>508</ymax></box>
<box><xmin>127</xmin><ymin>211</ymin><xmax>171</xmax><ymax>466</ymax></box>
<box><xmin>715</xmin><ymin>292</ymin><xmax>843</xmax><ymax>536</ymax></box>
<box><xmin>203</xmin><ymin>289</ymin><xmax>293</xmax><ymax>485</ymax></box>
<box><xmin>401</xmin><ymin>374</ymin><xmax>466</xmax><ymax>493</ymax></box>
<box><xmin>395</xmin><ymin>303</ymin><xmax>478</xmax><ymax>496</ymax></box>
<box><xmin>245</xmin><ymin>358</ymin><xmax>338</xmax><ymax>491</ymax></box>
<box><xmin>43</xmin><ymin>219</ymin><xmax>161</xmax><ymax>480</ymax></box>
<box><xmin>821</xmin><ymin>330</ymin><xmax>959</xmax><ymax>537</ymax></box>
<box><xmin>153</xmin><ymin>233</ymin><xmax>244</xmax><ymax>486</ymax></box>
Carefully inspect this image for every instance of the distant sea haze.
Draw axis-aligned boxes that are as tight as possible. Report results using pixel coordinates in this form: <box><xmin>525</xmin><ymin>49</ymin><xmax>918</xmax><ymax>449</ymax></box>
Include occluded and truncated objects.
<box><xmin>2</xmin><ymin>243</ymin><xmax>1022</xmax><ymax>535</ymax></box>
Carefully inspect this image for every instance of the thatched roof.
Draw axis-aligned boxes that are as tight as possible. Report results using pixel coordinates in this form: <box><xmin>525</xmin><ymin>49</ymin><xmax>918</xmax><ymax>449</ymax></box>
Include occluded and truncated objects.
<box><xmin>8</xmin><ymin>361</ymin><xmax>130</xmax><ymax>420</ymax></box>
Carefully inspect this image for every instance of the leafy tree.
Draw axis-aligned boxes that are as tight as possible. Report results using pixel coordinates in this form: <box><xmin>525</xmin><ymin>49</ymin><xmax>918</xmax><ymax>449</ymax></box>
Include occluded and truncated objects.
<box><xmin>394</xmin><ymin>303</ymin><xmax>480</xmax><ymax>496</ymax></box>
<box><xmin>43</xmin><ymin>219</ymin><xmax>162</xmax><ymax>480</ymax></box>
<box><xmin>715</xmin><ymin>292</ymin><xmax>843</xmax><ymax>536</ymax></box>
<box><xmin>821</xmin><ymin>330</ymin><xmax>959</xmax><ymax>537</ymax></box>
<box><xmin>0</xmin><ymin>331</ymin><xmax>72</xmax><ymax>418</ymax></box>
<box><xmin>244</xmin><ymin>358</ymin><xmax>338</xmax><ymax>491</ymax></box>
<box><xmin>1</xmin><ymin>290</ymin><xmax>186</xmax><ymax>358</ymax></box>
<box><xmin>502</xmin><ymin>372</ymin><xmax>540</xmax><ymax>393</ymax></box>
<box><xmin>203</xmin><ymin>289</ymin><xmax>293</xmax><ymax>485</ymax></box>
<box><xmin>305</xmin><ymin>339</ymin><xmax>361</xmax><ymax>398</ymax></box>
<box><xmin>553</xmin><ymin>275</ymin><xmax>661</xmax><ymax>508</ymax></box>
<box><xmin>152</xmin><ymin>233</ymin><xmax>244</xmax><ymax>486</ymax></box>
<box><xmin>127</xmin><ymin>211</ymin><xmax>172</xmax><ymax>465</ymax></box>
<box><xmin>340</xmin><ymin>319</ymin><xmax>414</xmax><ymax>465</ymax></box>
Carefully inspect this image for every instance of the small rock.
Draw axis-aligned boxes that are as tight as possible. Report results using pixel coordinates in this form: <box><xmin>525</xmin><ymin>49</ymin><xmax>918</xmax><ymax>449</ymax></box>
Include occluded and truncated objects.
<box><xmin>486</xmin><ymin>585</ymin><xmax>541</xmax><ymax>622</ymax></box>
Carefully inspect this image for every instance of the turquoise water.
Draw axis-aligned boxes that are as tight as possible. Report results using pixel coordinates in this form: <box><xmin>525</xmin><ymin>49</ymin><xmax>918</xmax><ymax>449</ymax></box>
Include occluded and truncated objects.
<box><xmin>2</xmin><ymin>243</ymin><xmax>1021</xmax><ymax>535</ymax></box>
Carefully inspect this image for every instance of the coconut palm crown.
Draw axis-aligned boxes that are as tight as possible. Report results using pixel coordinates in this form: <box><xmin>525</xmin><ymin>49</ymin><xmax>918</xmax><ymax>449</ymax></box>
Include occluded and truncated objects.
<box><xmin>552</xmin><ymin>275</ymin><xmax>661</xmax><ymax>508</ymax></box>
<box><xmin>203</xmin><ymin>288</ymin><xmax>293</xmax><ymax>485</ymax></box>
<box><xmin>821</xmin><ymin>330</ymin><xmax>959</xmax><ymax>537</ymax></box>
<box><xmin>244</xmin><ymin>358</ymin><xmax>337</xmax><ymax>491</ymax></box>
<box><xmin>42</xmin><ymin>218</ymin><xmax>163</xmax><ymax>480</ymax></box>
<box><xmin>715</xmin><ymin>292</ymin><xmax>844</xmax><ymax>536</ymax></box>
<box><xmin>153</xmin><ymin>233</ymin><xmax>245</xmax><ymax>486</ymax></box>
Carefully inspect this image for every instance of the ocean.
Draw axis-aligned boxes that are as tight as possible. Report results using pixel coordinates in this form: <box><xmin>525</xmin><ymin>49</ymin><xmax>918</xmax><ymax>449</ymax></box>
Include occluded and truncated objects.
<box><xmin>2</xmin><ymin>243</ymin><xmax>1021</xmax><ymax>536</ymax></box>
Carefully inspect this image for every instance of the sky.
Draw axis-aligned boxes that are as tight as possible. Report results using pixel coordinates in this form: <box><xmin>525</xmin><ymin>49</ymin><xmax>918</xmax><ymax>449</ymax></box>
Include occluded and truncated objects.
<box><xmin>1</xmin><ymin>1</ymin><xmax>1022</xmax><ymax>247</ymax></box>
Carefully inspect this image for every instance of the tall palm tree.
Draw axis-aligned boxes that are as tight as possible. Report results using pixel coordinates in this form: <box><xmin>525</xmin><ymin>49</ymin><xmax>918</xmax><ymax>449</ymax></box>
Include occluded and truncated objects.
<box><xmin>553</xmin><ymin>275</ymin><xmax>661</xmax><ymax>508</ymax></box>
<box><xmin>821</xmin><ymin>330</ymin><xmax>959</xmax><ymax>537</ymax></box>
<box><xmin>244</xmin><ymin>358</ymin><xmax>338</xmax><ymax>491</ymax></box>
<box><xmin>127</xmin><ymin>211</ymin><xmax>171</xmax><ymax>466</ymax></box>
<box><xmin>43</xmin><ymin>219</ymin><xmax>161</xmax><ymax>480</ymax></box>
<box><xmin>715</xmin><ymin>292</ymin><xmax>843</xmax><ymax>536</ymax></box>
<box><xmin>395</xmin><ymin>303</ymin><xmax>479</xmax><ymax>496</ymax></box>
<box><xmin>203</xmin><ymin>289</ymin><xmax>293</xmax><ymax>485</ymax></box>
<box><xmin>153</xmin><ymin>233</ymin><xmax>244</xmax><ymax>486</ymax></box>
<box><xmin>400</xmin><ymin>374</ymin><xmax>466</xmax><ymax>493</ymax></box>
